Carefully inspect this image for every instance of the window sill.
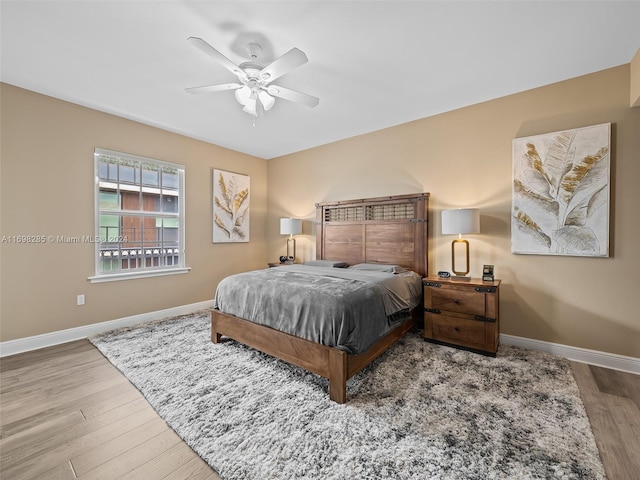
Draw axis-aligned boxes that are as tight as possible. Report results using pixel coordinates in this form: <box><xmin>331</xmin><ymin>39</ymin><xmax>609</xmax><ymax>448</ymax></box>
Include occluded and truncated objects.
<box><xmin>88</xmin><ymin>267</ymin><xmax>191</xmax><ymax>284</ymax></box>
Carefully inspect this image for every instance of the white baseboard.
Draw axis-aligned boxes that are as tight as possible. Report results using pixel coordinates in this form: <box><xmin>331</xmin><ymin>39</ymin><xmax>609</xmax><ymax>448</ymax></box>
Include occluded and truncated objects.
<box><xmin>501</xmin><ymin>333</ymin><xmax>639</xmax><ymax>375</ymax></box>
<box><xmin>2</xmin><ymin>309</ymin><xmax>638</xmax><ymax>375</ymax></box>
<box><xmin>0</xmin><ymin>300</ymin><xmax>215</xmax><ymax>358</ymax></box>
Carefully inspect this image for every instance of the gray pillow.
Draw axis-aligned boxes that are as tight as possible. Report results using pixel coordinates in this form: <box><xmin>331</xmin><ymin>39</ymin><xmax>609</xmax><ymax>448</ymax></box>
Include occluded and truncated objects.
<box><xmin>304</xmin><ymin>260</ymin><xmax>349</xmax><ymax>268</ymax></box>
<box><xmin>350</xmin><ymin>263</ymin><xmax>407</xmax><ymax>274</ymax></box>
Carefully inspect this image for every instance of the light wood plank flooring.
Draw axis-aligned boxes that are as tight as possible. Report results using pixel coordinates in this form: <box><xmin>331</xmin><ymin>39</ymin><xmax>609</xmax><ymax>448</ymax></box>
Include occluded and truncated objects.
<box><xmin>0</xmin><ymin>340</ymin><xmax>221</xmax><ymax>480</ymax></box>
<box><xmin>1</xmin><ymin>340</ymin><xmax>638</xmax><ymax>479</ymax></box>
<box><xmin>570</xmin><ymin>361</ymin><xmax>640</xmax><ymax>480</ymax></box>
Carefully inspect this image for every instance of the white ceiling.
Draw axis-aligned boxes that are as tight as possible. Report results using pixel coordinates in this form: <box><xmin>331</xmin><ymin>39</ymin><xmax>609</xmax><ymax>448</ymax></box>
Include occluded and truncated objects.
<box><xmin>2</xmin><ymin>1</ymin><xmax>639</xmax><ymax>160</ymax></box>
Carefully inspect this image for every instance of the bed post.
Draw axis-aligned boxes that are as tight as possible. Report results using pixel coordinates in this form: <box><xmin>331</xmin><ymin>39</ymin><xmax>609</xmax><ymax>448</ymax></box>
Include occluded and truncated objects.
<box><xmin>211</xmin><ymin>310</ymin><xmax>222</xmax><ymax>343</ymax></box>
<box><xmin>328</xmin><ymin>348</ymin><xmax>348</xmax><ymax>404</ymax></box>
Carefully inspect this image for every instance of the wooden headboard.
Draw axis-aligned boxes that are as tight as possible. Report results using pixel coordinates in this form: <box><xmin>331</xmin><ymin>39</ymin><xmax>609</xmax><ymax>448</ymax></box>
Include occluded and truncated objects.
<box><xmin>315</xmin><ymin>193</ymin><xmax>429</xmax><ymax>277</ymax></box>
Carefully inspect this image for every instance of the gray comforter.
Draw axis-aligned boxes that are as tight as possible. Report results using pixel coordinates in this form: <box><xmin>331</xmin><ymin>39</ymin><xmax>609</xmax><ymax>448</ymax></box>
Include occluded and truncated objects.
<box><xmin>214</xmin><ymin>265</ymin><xmax>422</xmax><ymax>354</ymax></box>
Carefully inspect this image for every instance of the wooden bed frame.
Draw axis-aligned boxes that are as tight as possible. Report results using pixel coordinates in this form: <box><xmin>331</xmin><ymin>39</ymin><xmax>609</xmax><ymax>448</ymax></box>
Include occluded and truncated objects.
<box><xmin>211</xmin><ymin>193</ymin><xmax>429</xmax><ymax>403</ymax></box>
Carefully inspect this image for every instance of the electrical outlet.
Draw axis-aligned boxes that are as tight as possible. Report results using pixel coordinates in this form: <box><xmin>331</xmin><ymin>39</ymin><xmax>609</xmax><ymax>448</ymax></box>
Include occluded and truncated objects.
<box><xmin>77</xmin><ymin>294</ymin><xmax>85</xmax><ymax>306</ymax></box>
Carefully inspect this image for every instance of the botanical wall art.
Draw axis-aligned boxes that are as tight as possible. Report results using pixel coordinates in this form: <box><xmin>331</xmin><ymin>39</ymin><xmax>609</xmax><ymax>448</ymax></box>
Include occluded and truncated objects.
<box><xmin>212</xmin><ymin>169</ymin><xmax>250</xmax><ymax>243</ymax></box>
<box><xmin>512</xmin><ymin>123</ymin><xmax>610</xmax><ymax>257</ymax></box>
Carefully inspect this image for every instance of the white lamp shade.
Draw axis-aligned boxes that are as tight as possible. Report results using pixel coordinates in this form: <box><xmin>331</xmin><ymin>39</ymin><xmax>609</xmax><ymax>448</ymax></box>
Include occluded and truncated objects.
<box><xmin>234</xmin><ymin>86</ymin><xmax>251</xmax><ymax>105</ymax></box>
<box><xmin>259</xmin><ymin>91</ymin><xmax>275</xmax><ymax>111</ymax></box>
<box><xmin>280</xmin><ymin>218</ymin><xmax>302</xmax><ymax>235</ymax></box>
<box><xmin>441</xmin><ymin>209</ymin><xmax>480</xmax><ymax>235</ymax></box>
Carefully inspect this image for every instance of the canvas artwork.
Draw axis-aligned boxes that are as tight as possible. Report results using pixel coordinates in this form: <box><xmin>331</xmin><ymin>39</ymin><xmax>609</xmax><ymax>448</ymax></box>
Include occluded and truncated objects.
<box><xmin>511</xmin><ymin>123</ymin><xmax>610</xmax><ymax>257</ymax></box>
<box><xmin>212</xmin><ymin>169</ymin><xmax>250</xmax><ymax>243</ymax></box>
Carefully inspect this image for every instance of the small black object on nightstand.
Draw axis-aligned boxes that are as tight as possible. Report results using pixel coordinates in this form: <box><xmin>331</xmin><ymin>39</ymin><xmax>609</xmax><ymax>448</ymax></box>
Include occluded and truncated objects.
<box><xmin>482</xmin><ymin>264</ymin><xmax>494</xmax><ymax>281</ymax></box>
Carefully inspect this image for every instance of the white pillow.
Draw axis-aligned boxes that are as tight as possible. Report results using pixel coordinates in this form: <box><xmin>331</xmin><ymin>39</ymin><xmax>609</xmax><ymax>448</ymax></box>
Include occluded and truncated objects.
<box><xmin>350</xmin><ymin>263</ymin><xmax>407</xmax><ymax>274</ymax></box>
<box><xmin>304</xmin><ymin>260</ymin><xmax>349</xmax><ymax>268</ymax></box>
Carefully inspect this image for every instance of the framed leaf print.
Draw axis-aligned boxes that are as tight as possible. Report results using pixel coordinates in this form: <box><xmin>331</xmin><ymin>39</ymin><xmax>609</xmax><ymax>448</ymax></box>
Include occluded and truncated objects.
<box><xmin>212</xmin><ymin>169</ymin><xmax>250</xmax><ymax>243</ymax></box>
<box><xmin>511</xmin><ymin>123</ymin><xmax>610</xmax><ymax>257</ymax></box>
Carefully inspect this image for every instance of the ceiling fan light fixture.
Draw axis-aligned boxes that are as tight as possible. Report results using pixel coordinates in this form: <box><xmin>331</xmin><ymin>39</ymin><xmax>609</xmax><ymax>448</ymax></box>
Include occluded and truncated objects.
<box><xmin>242</xmin><ymin>99</ymin><xmax>257</xmax><ymax>116</ymax></box>
<box><xmin>235</xmin><ymin>86</ymin><xmax>251</xmax><ymax>105</ymax></box>
<box><xmin>259</xmin><ymin>91</ymin><xmax>275</xmax><ymax>111</ymax></box>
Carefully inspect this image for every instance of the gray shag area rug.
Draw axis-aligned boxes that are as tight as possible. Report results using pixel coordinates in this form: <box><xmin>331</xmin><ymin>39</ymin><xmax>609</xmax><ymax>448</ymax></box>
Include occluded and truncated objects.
<box><xmin>90</xmin><ymin>311</ymin><xmax>605</xmax><ymax>480</ymax></box>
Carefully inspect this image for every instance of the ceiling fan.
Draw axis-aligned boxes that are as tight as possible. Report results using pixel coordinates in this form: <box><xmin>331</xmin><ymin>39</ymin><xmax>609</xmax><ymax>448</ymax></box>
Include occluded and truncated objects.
<box><xmin>185</xmin><ymin>37</ymin><xmax>319</xmax><ymax>122</ymax></box>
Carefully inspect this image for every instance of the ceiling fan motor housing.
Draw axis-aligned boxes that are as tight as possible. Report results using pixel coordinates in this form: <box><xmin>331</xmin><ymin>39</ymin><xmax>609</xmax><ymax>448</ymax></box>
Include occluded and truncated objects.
<box><xmin>246</xmin><ymin>42</ymin><xmax>262</xmax><ymax>60</ymax></box>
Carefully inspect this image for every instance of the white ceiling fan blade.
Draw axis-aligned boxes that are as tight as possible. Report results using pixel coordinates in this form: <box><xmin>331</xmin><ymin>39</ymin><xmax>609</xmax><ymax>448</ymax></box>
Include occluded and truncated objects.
<box><xmin>259</xmin><ymin>48</ymin><xmax>308</xmax><ymax>83</ymax></box>
<box><xmin>185</xmin><ymin>83</ymin><xmax>242</xmax><ymax>94</ymax></box>
<box><xmin>258</xmin><ymin>91</ymin><xmax>275</xmax><ymax>111</ymax></box>
<box><xmin>267</xmin><ymin>85</ymin><xmax>319</xmax><ymax>108</ymax></box>
<box><xmin>187</xmin><ymin>37</ymin><xmax>246</xmax><ymax>81</ymax></box>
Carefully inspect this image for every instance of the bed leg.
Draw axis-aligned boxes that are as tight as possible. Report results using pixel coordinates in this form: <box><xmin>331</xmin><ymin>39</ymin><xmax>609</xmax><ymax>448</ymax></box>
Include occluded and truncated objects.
<box><xmin>328</xmin><ymin>349</ymin><xmax>348</xmax><ymax>404</ymax></box>
<box><xmin>211</xmin><ymin>310</ymin><xmax>222</xmax><ymax>344</ymax></box>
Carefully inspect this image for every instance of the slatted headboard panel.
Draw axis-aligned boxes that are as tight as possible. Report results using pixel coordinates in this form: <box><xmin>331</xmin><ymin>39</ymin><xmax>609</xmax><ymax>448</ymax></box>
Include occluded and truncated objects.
<box><xmin>315</xmin><ymin>193</ymin><xmax>429</xmax><ymax>277</ymax></box>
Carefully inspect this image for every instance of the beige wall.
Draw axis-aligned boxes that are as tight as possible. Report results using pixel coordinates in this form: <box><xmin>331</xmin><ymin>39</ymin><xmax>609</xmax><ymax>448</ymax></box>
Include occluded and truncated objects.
<box><xmin>3</xmin><ymin>64</ymin><xmax>639</xmax><ymax>359</ymax></box>
<box><xmin>267</xmin><ymin>65</ymin><xmax>640</xmax><ymax>358</ymax></box>
<box><xmin>0</xmin><ymin>83</ymin><xmax>267</xmax><ymax>342</ymax></box>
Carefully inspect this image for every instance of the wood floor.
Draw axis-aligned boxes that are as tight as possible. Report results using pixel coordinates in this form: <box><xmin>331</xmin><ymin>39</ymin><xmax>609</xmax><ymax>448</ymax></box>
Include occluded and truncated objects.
<box><xmin>570</xmin><ymin>361</ymin><xmax>640</xmax><ymax>480</ymax></box>
<box><xmin>0</xmin><ymin>340</ymin><xmax>221</xmax><ymax>480</ymax></box>
<box><xmin>1</xmin><ymin>341</ymin><xmax>638</xmax><ymax>480</ymax></box>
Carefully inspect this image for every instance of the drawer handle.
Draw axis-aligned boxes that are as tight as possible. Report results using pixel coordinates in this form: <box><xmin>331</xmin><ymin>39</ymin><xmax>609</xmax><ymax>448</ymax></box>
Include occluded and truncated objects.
<box><xmin>454</xmin><ymin>327</ymin><xmax>460</xmax><ymax>332</ymax></box>
<box><xmin>453</xmin><ymin>299</ymin><xmax>460</xmax><ymax>305</ymax></box>
<box><xmin>475</xmin><ymin>286</ymin><xmax>497</xmax><ymax>293</ymax></box>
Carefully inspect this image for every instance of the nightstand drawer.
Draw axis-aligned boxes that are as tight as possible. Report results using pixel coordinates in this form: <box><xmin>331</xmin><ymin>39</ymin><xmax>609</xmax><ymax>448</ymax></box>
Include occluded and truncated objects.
<box><xmin>429</xmin><ymin>314</ymin><xmax>489</xmax><ymax>351</ymax></box>
<box><xmin>425</xmin><ymin>286</ymin><xmax>485</xmax><ymax>317</ymax></box>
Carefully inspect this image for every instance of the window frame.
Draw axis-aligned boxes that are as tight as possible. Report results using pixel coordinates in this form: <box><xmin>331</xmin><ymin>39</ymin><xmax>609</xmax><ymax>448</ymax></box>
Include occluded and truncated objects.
<box><xmin>89</xmin><ymin>148</ymin><xmax>189</xmax><ymax>283</ymax></box>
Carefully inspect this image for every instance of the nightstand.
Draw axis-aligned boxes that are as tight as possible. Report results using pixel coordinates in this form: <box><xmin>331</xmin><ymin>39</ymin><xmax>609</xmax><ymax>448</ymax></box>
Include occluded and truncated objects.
<box><xmin>423</xmin><ymin>276</ymin><xmax>501</xmax><ymax>356</ymax></box>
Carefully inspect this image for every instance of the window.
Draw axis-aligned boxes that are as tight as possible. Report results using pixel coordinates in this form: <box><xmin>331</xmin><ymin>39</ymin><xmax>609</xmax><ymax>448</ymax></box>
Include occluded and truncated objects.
<box><xmin>90</xmin><ymin>148</ymin><xmax>188</xmax><ymax>282</ymax></box>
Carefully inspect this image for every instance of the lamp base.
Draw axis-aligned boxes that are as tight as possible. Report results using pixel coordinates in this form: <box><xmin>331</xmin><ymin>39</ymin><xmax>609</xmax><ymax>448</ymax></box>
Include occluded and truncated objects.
<box><xmin>450</xmin><ymin>275</ymin><xmax>472</xmax><ymax>281</ymax></box>
<box><xmin>286</xmin><ymin>237</ymin><xmax>297</xmax><ymax>262</ymax></box>
<box><xmin>451</xmin><ymin>238</ymin><xmax>470</xmax><ymax>277</ymax></box>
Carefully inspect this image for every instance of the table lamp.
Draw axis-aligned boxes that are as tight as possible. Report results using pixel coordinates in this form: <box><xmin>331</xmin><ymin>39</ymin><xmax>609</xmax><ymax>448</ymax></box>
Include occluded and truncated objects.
<box><xmin>441</xmin><ymin>208</ymin><xmax>480</xmax><ymax>278</ymax></box>
<box><xmin>280</xmin><ymin>218</ymin><xmax>302</xmax><ymax>262</ymax></box>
